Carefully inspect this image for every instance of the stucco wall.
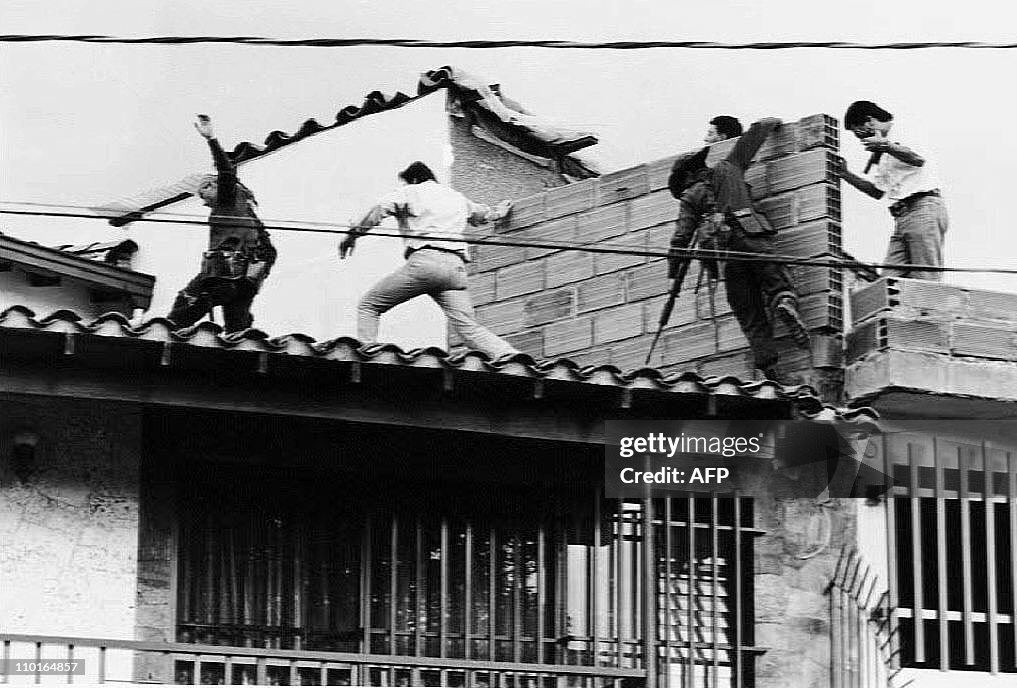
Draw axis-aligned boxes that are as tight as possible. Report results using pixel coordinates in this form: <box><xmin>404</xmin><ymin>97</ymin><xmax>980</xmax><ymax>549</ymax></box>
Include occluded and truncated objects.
<box><xmin>0</xmin><ymin>397</ymin><xmax>142</xmax><ymax>637</ymax></box>
<box><xmin>448</xmin><ymin>115</ymin><xmax>568</xmax><ymax>206</ymax></box>
<box><xmin>0</xmin><ymin>268</ymin><xmax>100</xmax><ymax>318</ymax></box>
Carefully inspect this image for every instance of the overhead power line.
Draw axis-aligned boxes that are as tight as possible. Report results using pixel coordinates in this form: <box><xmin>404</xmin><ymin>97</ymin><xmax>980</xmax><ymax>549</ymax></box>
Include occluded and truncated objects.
<box><xmin>2</xmin><ymin>34</ymin><xmax>1017</xmax><ymax>50</ymax></box>
<box><xmin>3</xmin><ymin>202</ymin><xmax>1017</xmax><ymax>277</ymax></box>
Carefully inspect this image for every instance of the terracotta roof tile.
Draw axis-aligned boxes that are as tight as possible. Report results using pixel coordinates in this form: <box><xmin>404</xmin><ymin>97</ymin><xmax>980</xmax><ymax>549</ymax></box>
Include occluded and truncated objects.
<box><xmin>0</xmin><ymin>304</ymin><xmax>877</xmax><ymax>429</ymax></box>
<box><xmin>104</xmin><ymin>66</ymin><xmax>600</xmax><ymax>224</ymax></box>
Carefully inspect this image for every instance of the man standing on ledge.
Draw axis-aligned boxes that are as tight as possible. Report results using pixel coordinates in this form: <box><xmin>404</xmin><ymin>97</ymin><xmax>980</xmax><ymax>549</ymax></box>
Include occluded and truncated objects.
<box><xmin>339</xmin><ymin>161</ymin><xmax>519</xmax><ymax>362</ymax></box>
<box><xmin>667</xmin><ymin>116</ymin><xmax>811</xmax><ymax>383</ymax></box>
<box><xmin>836</xmin><ymin>100</ymin><xmax>948</xmax><ymax>281</ymax></box>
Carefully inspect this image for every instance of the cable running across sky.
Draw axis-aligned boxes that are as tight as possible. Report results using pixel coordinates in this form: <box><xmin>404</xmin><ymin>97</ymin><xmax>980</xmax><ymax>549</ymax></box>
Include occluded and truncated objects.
<box><xmin>3</xmin><ymin>202</ymin><xmax>1016</xmax><ymax>277</ymax></box>
<box><xmin>3</xmin><ymin>34</ymin><xmax>1017</xmax><ymax>50</ymax></box>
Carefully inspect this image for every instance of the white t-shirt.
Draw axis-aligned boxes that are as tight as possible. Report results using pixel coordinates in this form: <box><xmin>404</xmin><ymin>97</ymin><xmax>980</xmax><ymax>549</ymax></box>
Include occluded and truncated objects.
<box><xmin>375</xmin><ymin>181</ymin><xmax>495</xmax><ymax>258</ymax></box>
<box><xmin>864</xmin><ymin>124</ymin><xmax>942</xmax><ymax>202</ymax></box>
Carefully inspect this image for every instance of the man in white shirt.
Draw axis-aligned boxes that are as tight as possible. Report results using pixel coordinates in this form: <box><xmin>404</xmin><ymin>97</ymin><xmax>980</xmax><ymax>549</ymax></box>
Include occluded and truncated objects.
<box><xmin>835</xmin><ymin>100</ymin><xmax>948</xmax><ymax>281</ymax></box>
<box><xmin>339</xmin><ymin>161</ymin><xmax>519</xmax><ymax>360</ymax></box>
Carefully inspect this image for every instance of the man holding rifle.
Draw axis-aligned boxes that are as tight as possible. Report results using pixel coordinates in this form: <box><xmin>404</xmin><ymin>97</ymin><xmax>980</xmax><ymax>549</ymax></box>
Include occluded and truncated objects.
<box><xmin>663</xmin><ymin>116</ymin><xmax>810</xmax><ymax>383</ymax></box>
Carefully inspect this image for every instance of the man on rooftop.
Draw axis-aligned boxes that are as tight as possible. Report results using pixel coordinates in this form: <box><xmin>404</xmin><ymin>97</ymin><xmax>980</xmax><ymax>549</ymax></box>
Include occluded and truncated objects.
<box><xmin>167</xmin><ymin>115</ymin><xmax>276</xmax><ymax>334</ymax></box>
<box><xmin>667</xmin><ymin>116</ymin><xmax>810</xmax><ymax>383</ymax></box>
<box><xmin>339</xmin><ymin>161</ymin><xmax>520</xmax><ymax>362</ymax></box>
<box><xmin>835</xmin><ymin>100</ymin><xmax>948</xmax><ymax>281</ymax></box>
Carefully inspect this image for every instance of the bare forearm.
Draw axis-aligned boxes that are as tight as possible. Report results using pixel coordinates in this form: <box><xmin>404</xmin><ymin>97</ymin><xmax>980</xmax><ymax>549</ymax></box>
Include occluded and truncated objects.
<box><xmin>885</xmin><ymin>143</ymin><xmax>925</xmax><ymax>167</ymax></box>
<box><xmin>840</xmin><ymin>169</ymin><xmax>884</xmax><ymax>199</ymax></box>
<box><xmin>351</xmin><ymin>206</ymin><xmax>385</xmax><ymax>235</ymax></box>
<box><xmin>468</xmin><ymin>200</ymin><xmax>511</xmax><ymax>225</ymax></box>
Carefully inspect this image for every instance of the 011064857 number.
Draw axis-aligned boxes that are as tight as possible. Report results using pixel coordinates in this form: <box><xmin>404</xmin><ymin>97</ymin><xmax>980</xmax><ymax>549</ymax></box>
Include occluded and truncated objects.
<box><xmin>4</xmin><ymin>660</ymin><xmax>85</xmax><ymax>675</ymax></box>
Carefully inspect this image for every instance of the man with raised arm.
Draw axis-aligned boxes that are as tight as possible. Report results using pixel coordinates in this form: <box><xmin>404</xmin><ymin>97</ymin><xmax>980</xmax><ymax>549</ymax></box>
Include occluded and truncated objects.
<box><xmin>167</xmin><ymin>115</ymin><xmax>277</xmax><ymax>333</ymax></box>
<box><xmin>667</xmin><ymin>116</ymin><xmax>810</xmax><ymax>383</ymax></box>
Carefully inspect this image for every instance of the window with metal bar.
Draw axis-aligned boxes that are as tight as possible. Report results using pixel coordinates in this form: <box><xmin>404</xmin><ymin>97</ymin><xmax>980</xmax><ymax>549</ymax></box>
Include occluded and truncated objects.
<box><xmin>887</xmin><ymin>435</ymin><xmax>1017</xmax><ymax>674</ymax></box>
<box><xmin>176</xmin><ymin>469</ymin><xmax>363</xmax><ymax>652</ymax></box>
<box><xmin>653</xmin><ymin>497</ymin><xmax>756</xmax><ymax>688</ymax></box>
<box><xmin>175</xmin><ymin>466</ymin><xmax>756</xmax><ymax>685</ymax></box>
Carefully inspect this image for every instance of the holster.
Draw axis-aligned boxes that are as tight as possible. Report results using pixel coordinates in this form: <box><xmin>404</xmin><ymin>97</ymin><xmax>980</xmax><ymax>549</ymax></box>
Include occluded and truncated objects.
<box><xmin>729</xmin><ymin>207</ymin><xmax>776</xmax><ymax>236</ymax></box>
<box><xmin>198</xmin><ymin>249</ymin><xmax>248</xmax><ymax>280</ymax></box>
<box><xmin>195</xmin><ymin>249</ymin><xmax>258</xmax><ymax>304</ymax></box>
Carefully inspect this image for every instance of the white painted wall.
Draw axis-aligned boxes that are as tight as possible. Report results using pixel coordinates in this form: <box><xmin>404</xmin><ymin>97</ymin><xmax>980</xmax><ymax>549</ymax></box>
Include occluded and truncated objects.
<box><xmin>0</xmin><ymin>268</ymin><xmax>95</xmax><ymax>317</ymax></box>
<box><xmin>130</xmin><ymin>94</ymin><xmax>451</xmax><ymax>346</ymax></box>
<box><xmin>0</xmin><ymin>399</ymin><xmax>141</xmax><ymax>645</ymax></box>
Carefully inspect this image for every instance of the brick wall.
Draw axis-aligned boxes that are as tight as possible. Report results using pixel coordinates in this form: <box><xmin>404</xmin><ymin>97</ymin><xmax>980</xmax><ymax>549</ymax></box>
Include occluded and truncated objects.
<box><xmin>463</xmin><ymin>114</ymin><xmax>845</xmax><ymax>396</ymax></box>
<box><xmin>846</xmin><ymin>277</ymin><xmax>1017</xmax><ymax>402</ymax></box>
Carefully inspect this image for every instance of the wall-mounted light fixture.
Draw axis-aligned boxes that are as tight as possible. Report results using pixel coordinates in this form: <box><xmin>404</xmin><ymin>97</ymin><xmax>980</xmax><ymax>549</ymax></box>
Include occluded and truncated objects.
<box><xmin>11</xmin><ymin>429</ymin><xmax>39</xmax><ymax>483</ymax></box>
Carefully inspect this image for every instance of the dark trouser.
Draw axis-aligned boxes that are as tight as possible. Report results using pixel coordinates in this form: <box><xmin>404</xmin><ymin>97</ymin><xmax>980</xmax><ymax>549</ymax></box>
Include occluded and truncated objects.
<box><xmin>168</xmin><ymin>278</ymin><xmax>259</xmax><ymax>333</ymax></box>
<box><xmin>723</xmin><ymin>232</ymin><xmax>797</xmax><ymax>371</ymax></box>
<box><xmin>168</xmin><ymin>238</ymin><xmax>276</xmax><ymax>334</ymax></box>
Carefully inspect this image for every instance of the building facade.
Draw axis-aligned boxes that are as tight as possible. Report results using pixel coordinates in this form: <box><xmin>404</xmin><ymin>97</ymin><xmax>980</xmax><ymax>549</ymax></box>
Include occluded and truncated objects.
<box><xmin>0</xmin><ymin>308</ymin><xmax>872</xmax><ymax>686</ymax></box>
<box><xmin>4</xmin><ymin>93</ymin><xmax>1017</xmax><ymax>688</ymax></box>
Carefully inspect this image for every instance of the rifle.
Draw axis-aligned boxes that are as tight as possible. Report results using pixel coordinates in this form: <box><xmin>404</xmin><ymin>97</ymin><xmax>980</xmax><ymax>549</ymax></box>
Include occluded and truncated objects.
<box><xmin>645</xmin><ymin>227</ymin><xmax>700</xmax><ymax>365</ymax></box>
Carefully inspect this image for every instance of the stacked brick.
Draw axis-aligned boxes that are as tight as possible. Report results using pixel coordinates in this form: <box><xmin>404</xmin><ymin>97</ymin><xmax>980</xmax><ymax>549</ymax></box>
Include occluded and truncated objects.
<box><xmin>461</xmin><ymin>114</ymin><xmax>845</xmax><ymax>392</ymax></box>
<box><xmin>845</xmin><ymin>277</ymin><xmax>1017</xmax><ymax>401</ymax></box>
<box><xmin>847</xmin><ymin>277</ymin><xmax>1017</xmax><ymax>363</ymax></box>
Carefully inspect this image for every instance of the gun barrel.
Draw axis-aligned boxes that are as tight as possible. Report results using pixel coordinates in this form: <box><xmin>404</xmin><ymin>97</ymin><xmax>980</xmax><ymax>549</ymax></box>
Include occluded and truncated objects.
<box><xmin>646</xmin><ymin>227</ymin><xmax>700</xmax><ymax>365</ymax></box>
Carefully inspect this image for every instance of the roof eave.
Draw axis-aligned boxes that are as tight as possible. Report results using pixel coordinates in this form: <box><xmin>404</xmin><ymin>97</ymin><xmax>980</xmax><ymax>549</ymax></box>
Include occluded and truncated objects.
<box><xmin>0</xmin><ymin>235</ymin><xmax>155</xmax><ymax>307</ymax></box>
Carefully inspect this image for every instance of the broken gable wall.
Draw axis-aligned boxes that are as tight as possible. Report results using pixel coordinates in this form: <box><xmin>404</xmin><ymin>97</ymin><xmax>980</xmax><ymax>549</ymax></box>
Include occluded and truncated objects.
<box><xmin>115</xmin><ymin>95</ymin><xmax>454</xmax><ymax>346</ymax></box>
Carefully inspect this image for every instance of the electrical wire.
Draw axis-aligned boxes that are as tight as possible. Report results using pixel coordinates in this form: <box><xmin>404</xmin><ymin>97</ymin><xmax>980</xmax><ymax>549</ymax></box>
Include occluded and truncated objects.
<box><xmin>3</xmin><ymin>35</ymin><xmax>1017</xmax><ymax>50</ymax></box>
<box><xmin>3</xmin><ymin>201</ymin><xmax>1016</xmax><ymax>276</ymax></box>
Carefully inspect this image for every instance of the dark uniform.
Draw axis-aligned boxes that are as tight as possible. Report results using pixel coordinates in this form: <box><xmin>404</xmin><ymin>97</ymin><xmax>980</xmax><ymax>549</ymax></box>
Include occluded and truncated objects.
<box><xmin>167</xmin><ymin>138</ymin><xmax>277</xmax><ymax>333</ymax></box>
<box><xmin>668</xmin><ymin>118</ymin><xmax>808</xmax><ymax>376</ymax></box>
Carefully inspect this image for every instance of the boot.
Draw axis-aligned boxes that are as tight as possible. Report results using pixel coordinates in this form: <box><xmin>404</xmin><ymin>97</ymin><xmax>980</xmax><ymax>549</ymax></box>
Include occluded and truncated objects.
<box><xmin>775</xmin><ymin>297</ymin><xmax>810</xmax><ymax>347</ymax></box>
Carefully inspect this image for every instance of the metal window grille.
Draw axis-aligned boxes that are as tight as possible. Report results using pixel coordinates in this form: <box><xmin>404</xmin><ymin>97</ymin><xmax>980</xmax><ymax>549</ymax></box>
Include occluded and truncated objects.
<box><xmin>175</xmin><ymin>470</ymin><xmax>759</xmax><ymax>686</ymax></box>
<box><xmin>886</xmin><ymin>433</ymin><xmax>1017</xmax><ymax>675</ymax></box>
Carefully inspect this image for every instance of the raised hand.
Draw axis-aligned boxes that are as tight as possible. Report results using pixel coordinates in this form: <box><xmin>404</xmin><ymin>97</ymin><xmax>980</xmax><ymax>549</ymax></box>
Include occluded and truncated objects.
<box><xmin>338</xmin><ymin>230</ymin><xmax>358</xmax><ymax>259</ymax></box>
<box><xmin>194</xmin><ymin>114</ymin><xmax>215</xmax><ymax>140</ymax></box>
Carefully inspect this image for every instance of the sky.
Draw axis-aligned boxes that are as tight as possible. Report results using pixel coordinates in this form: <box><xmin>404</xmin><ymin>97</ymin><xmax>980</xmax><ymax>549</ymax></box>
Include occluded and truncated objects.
<box><xmin>3</xmin><ymin>0</ymin><xmax>1017</xmax><ymax>295</ymax></box>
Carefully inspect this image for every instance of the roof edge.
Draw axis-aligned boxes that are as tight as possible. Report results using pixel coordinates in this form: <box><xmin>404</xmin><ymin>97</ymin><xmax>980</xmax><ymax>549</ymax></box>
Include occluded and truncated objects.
<box><xmin>104</xmin><ymin>66</ymin><xmax>600</xmax><ymax>225</ymax></box>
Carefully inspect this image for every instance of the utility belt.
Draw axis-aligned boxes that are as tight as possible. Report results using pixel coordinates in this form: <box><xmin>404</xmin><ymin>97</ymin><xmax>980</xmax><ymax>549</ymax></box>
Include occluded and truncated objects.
<box><xmin>889</xmin><ymin>189</ymin><xmax>940</xmax><ymax>217</ymax></box>
<box><xmin>197</xmin><ymin>248</ymin><xmax>271</xmax><ymax>282</ymax></box>
<box><xmin>404</xmin><ymin>245</ymin><xmax>467</xmax><ymax>262</ymax></box>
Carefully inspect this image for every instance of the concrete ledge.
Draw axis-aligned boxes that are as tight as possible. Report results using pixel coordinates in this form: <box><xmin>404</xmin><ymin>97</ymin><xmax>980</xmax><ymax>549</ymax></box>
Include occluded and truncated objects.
<box><xmin>846</xmin><ymin>349</ymin><xmax>1017</xmax><ymax>403</ymax></box>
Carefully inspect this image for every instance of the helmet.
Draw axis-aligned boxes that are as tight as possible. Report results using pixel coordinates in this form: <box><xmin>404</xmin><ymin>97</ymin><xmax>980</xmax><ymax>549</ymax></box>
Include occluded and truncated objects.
<box><xmin>668</xmin><ymin>147</ymin><xmax>710</xmax><ymax>198</ymax></box>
